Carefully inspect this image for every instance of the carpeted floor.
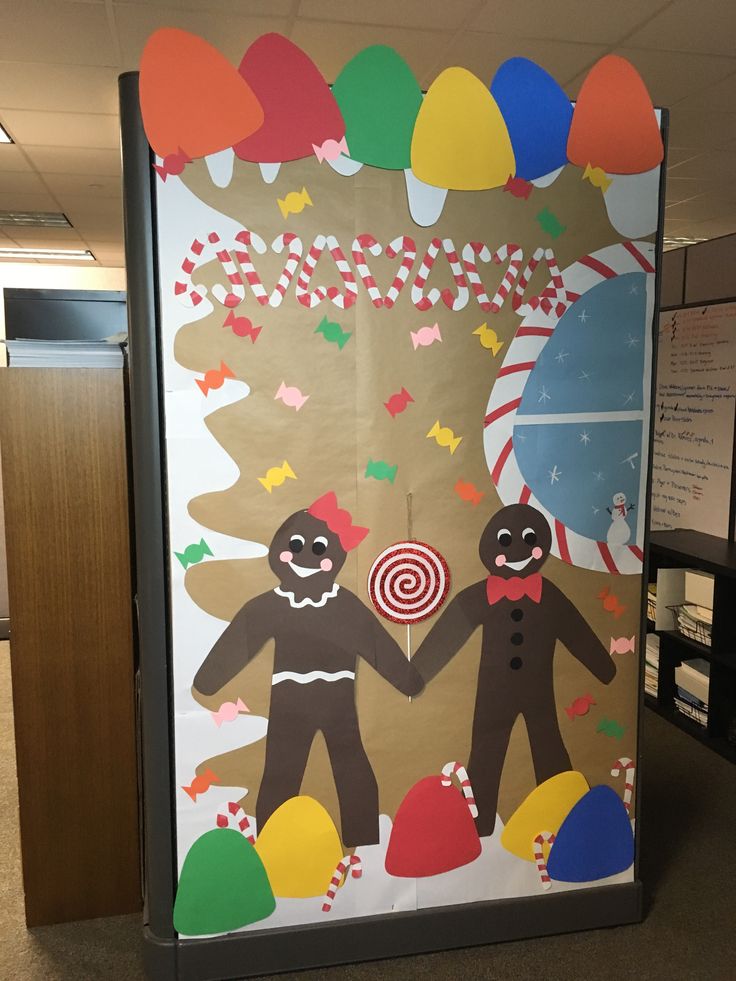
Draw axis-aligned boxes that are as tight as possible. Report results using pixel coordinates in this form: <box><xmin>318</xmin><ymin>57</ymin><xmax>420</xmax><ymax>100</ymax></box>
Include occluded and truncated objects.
<box><xmin>1</xmin><ymin>639</ymin><xmax>734</xmax><ymax>980</ymax></box>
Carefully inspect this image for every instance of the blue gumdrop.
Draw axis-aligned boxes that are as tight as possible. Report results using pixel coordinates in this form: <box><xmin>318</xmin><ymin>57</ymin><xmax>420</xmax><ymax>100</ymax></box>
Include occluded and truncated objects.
<box><xmin>547</xmin><ymin>784</ymin><xmax>634</xmax><ymax>882</ymax></box>
<box><xmin>490</xmin><ymin>57</ymin><xmax>573</xmax><ymax>181</ymax></box>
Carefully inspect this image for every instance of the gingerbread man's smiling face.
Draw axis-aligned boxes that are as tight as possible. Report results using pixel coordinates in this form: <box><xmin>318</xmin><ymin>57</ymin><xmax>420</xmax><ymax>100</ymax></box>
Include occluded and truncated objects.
<box><xmin>269</xmin><ymin>510</ymin><xmax>347</xmax><ymax>591</ymax></box>
<box><xmin>479</xmin><ymin>504</ymin><xmax>552</xmax><ymax>579</ymax></box>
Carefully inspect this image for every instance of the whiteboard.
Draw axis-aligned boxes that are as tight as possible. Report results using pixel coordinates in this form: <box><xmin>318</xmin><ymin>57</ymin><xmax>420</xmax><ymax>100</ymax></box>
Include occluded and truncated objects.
<box><xmin>651</xmin><ymin>302</ymin><xmax>736</xmax><ymax>537</ymax></box>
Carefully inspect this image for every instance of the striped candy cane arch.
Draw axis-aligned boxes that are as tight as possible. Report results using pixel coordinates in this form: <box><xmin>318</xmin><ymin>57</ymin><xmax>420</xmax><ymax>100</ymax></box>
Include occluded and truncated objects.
<box><xmin>483</xmin><ymin>240</ymin><xmax>655</xmax><ymax>575</ymax></box>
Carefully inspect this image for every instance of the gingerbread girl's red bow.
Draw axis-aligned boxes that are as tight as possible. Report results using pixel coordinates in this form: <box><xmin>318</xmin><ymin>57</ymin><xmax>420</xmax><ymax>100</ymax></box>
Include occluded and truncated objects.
<box><xmin>308</xmin><ymin>491</ymin><xmax>369</xmax><ymax>551</ymax></box>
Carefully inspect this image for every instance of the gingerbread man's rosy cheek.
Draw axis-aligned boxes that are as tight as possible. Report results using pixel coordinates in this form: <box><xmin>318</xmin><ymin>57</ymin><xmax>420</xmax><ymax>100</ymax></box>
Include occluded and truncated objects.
<box><xmin>279</xmin><ymin>550</ymin><xmax>293</xmax><ymax>563</ymax></box>
<box><xmin>532</xmin><ymin>546</ymin><xmax>543</xmax><ymax>560</ymax></box>
<box><xmin>495</xmin><ymin>554</ymin><xmax>507</xmax><ymax>568</ymax></box>
<box><xmin>320</xmin><ymin>558</ymin><xmax>333</xmax><ymax>572</ymax></box>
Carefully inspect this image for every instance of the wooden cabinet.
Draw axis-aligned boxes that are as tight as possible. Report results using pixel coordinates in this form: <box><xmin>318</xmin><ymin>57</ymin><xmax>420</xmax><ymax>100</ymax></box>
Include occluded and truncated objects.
<box><xmin>0</xmin><ymin>368</ymin><xmax>141</xmax><ymax>926</ymax></box>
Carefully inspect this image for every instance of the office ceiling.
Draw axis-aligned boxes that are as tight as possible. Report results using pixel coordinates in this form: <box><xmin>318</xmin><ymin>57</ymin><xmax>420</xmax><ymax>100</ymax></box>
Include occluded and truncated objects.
<box><xmin>0</xmin><ymin>0</ymin><xmax>733</xmax><ymax>265</ymax></box>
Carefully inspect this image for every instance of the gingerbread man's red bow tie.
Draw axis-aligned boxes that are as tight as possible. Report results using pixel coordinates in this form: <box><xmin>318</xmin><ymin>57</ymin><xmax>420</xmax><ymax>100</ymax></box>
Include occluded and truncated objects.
<box><xmin>486</xmin><ymin>572</ymin><xmax>543</xmax><ymax>605</ymax></box>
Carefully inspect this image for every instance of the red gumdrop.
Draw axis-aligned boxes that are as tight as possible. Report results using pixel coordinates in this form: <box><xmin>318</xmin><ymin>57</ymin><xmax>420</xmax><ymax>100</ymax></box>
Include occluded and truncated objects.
<box><xmin>385</xmin><ymin>775</ymin><xmax>481</xmax><ymax>878</ymax></box>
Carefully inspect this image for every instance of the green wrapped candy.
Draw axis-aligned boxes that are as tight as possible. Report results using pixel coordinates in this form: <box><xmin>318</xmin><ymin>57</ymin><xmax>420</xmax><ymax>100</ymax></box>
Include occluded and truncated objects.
<box><xmin>173</xmin><ymin>828</ymin><xmax>275</xmax><ymax>936</ymax></box>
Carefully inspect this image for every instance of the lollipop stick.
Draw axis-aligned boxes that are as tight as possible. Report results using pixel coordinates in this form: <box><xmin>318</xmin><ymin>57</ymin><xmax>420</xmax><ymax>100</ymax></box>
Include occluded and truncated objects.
<box><xmin>407</xmin><ymin>493</ymin><xmax>413</xmax><ymax>702</ymax></box>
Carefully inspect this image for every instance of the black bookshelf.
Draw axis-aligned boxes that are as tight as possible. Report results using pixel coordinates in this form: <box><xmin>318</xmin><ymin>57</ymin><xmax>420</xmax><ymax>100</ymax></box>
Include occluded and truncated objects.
<box><xmin>647</xmin><ymin>529</ymin><xmax>736</xmax><ymax>764</ymax></box>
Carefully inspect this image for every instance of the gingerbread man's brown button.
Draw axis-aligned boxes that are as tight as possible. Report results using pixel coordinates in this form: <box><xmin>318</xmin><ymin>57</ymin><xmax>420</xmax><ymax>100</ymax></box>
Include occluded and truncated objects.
<box><xmin>509</xmin><ymin>657</ymin><xmax>523</xmax><ymax>670</ymax></box>
<box><xmin>510</xmin><ymin>632</ymin><xmax>524</xmax><ymax>645</ymax></box>
<box><xmin>511</xmin><ymin>608</ymin><xmax>524</xmax><ymax>621</ymax></box>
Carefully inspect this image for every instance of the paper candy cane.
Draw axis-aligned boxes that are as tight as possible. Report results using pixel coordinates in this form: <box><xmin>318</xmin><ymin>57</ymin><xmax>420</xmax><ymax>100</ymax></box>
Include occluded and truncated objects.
<box><xmin>411</xmin><ymin>238</ymin><xmax>470</xmax><ymax>312</ymax></box>
<box><xmin>532</xmin><ymin>831</ymin><xmax>556</xmax><ymax>890</ymax></box>
<box><xmin>440</xmin><ymin>760</ymin><xmax>478</xmax><ymax>818</ymax></box>
<box><xmin>322</xmin><ymin>854</ymin><xmax>362</xmax><ymax>912</ymax></box>
<box><xmin>438</xmin><ymin>238</ymin><xmax>469</xmax><ymax>312</ymax></box>
<box><xmin>268</xmin><ymin>233</ymin><xmax>303</xmax><ymax>308</ymax></box>
<box><xmin>610</xmin><ymin>756</ymin><xmax>635</xmax><ymax>815</ymax></box>
<box><xmin>351</xmin><ymin>234</ymin><xmax>383</xmax><ymax>307</ymax></box>
<box><xmin>175</xmin><ymin>237</ymin><xmax>208</xmax><ymax>306</ymax></box>
<box><xmin>296</xmin><ymin>235</ymin><xmax>358</xmax><ymax>309</ymax></box>
<box><xmin>383</xmin><ymin>236</ymin><xmax>417</xmax><ymax>308</ymax></box>
<box><xmin>462</xmin><ymin>242</ymin><xmax>524</xmax><ymax>313</ymax></box>
<box><xmin>231</xmin><ymin>229</ymin><xmax>269</xmax><ymax>306</ymax></box>
<box><xmin>513</xmin><ymin>247</ymin><xmax>578</xmax><ymax>317</ymax></box>
<box><xmin>216</xmin><ymin>800</ymin><xmax>255</xmax><ymax>844</ymax></box>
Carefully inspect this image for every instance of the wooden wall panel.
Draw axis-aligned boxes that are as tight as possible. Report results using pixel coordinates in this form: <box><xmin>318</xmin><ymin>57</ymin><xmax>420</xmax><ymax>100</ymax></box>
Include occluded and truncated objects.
<box><xmin>0</xmin><ymin>368</ymin><xmax>141</xmax><ymax>926</ymax></box>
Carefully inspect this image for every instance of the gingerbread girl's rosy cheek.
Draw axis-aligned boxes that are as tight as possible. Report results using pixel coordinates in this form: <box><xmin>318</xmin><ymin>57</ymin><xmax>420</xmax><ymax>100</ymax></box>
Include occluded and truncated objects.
<box><xmin>320</xmin><ymin>558</ymin><xmax>333</xmax><ymax>572</ymax></box>
<box><xmin>279</xmin><ymin>550</ymin><xmax>293</xmax><ymax>563</ymax></box>
<box><xmin>532</xmin><ymin>546</ymin><xmax>543</xmax><ymax>560</ymax></box>
<box><xmin>495</xmin><ymin>554</ymin><xmax>506</xmax><ymax>567</ymax></box>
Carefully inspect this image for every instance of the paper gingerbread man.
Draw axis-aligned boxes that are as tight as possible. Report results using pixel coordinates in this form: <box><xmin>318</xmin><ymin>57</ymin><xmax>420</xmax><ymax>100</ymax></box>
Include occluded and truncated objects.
<box><xmin>193</xmin><ymin>492</ymin><xmax>423</xmax><ymax>846</ymax></box>
<box><xmin>412</xmin><ymin>503</ymin><xmax>616</xmax><ymax>836</ymax></box>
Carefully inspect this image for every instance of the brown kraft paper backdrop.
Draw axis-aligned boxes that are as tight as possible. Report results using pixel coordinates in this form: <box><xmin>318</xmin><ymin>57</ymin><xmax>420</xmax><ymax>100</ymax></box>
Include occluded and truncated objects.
<box><xmin>168</xmin><ymin>155</ymin><xmax>648</xmax><ymax>841</ymax></box>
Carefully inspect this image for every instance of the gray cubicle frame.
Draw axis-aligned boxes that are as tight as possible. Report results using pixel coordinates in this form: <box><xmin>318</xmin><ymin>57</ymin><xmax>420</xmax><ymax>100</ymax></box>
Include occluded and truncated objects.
<box><xmin>120</xmin><ymin>70</ymin><xmax>664</xmax><ymax>981</ymax></box>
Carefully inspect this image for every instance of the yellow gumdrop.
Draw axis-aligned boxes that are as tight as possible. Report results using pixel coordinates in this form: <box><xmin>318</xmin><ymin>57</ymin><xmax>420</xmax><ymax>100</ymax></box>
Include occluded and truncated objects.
<box><xmin>254</xmin><ymin>796</ymin><xmax>344</xmax><ymax>898</ymax></box>
<box><xmin>411</xmin><ymin>67</ymin><xmax>515</xmax><ymax>191</ymax></box>
<box><xmin>501</xmin><ymin>771</ymin><xmax>589</xmax><ymax>862</ymax></box>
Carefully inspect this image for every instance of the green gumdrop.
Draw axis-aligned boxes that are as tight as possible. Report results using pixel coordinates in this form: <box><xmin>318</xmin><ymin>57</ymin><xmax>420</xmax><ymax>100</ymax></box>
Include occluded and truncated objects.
<box><xmin>173</xmin><ymin>828</ymin><xmax>275</xmax><ymax>936</ymax></box>
<box><xmin>332</xmin><ymin>45</ymin><xmax>422</xmax><ymax>170</ymax></box>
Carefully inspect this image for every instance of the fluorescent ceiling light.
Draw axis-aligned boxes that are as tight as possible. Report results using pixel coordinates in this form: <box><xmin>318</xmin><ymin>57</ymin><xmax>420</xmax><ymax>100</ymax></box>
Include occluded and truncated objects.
<box><xmin>0</xmin><ymin>248</ymin><xmax>95</xmax><ymax>261</ymax></box>
<box><xmin>0</xmin><ymin>122</ymin><xmax>12</xmax><ymax>144</ymax></box>
<box><xmin>0</xmin><ymin>210</ymin><xmax>70</xmax><ymax>227</ymax></box>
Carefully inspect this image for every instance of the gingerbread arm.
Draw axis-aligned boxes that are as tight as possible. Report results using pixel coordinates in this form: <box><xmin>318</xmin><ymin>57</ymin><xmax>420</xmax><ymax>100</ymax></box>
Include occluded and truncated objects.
<box><xmin>411</xmin><ymin>583</ymin><xmax>484</xmax><ymax>685</ymax></box>
<box><xmin>349</xmin><ymin>595</ymin><xmax>424</xmax><ymax>696</ymax></box>
<box><xmin>193</xmin><ymin>594</ymin><xmax>274</xmax><ymax>696</ymax></box>
<box><xmin>548</xmin><ymin>582</ymin><xmax>616</xmax><ymax>683</ymax></box>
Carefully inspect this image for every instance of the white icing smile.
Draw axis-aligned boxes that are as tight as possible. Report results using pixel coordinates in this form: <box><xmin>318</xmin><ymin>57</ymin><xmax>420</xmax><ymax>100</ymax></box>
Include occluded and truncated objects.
<box><xmin>505</xmin><ymin>555</ymin><xmax>534</xmax><ymax>572</ymax></box>
<box><xmin>288</xmin><ymin>560</ymin><xmax>322</xmax><ymax>578</ymax></box>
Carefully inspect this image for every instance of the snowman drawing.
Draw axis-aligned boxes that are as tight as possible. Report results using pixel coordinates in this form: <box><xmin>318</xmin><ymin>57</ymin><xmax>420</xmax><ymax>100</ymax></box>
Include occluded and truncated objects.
<box><xmin>606</xmin><ymin>492</ymin><xmax>634</xmax><ymax>546</ymax></box>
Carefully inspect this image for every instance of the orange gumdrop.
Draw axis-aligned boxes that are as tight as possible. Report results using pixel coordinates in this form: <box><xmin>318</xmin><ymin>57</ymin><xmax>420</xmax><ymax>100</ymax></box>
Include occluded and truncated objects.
<box><xmin>140</xmin><ymin>28</ymin><xmax>264</xmax><ymax>159</ymax></box>
<box><xmin>567</xmin><ymin>54</ymin><xmax>663</xmax><ymax>175</ymax></box>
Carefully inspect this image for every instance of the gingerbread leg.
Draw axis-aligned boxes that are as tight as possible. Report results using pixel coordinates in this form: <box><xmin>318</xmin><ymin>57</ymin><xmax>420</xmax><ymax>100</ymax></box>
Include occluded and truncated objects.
<box><xmin>256</xmin><ymin>706</ymin><xmax>315</xmax><ymax>834</ymax></box>
<box><xmin>468</xmin><ymin>705</ymin><xmax>518</xmax><ymax>836</ymax></box>
<box><xmin>523</xmin><ymin>702</ymin><xmax>572</xmax><ymax>785</ymax></box>
<box><xmin>322</xmin><ymin>710</ymin><xmax>379</xmax><ymax>847</ymax></box>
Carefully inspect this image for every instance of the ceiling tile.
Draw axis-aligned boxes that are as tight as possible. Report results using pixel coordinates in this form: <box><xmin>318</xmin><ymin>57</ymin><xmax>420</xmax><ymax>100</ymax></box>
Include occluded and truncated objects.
<box><xmin>0</xmin><ymin>171</ymin><xmax>49</xmax><ymax>194</ymax></box>
<box><xmin>42</xmin><ymin>173</ymin><xmax>123</xmax><ymax>199</ymax></box>
<box><xmin>1</xmin><ymin>111</ymin><xmax>120</xmax><ymax>150</ymax></box>
<box><xmin>0</xmin><ymin>0</ymin><xmax>118</xmax><ymax>67</ymax></box>
<box><xmin>435</xmin><ymin>32</ymin><xmax>605</xmax><ymax>90</ymax></box>
<box><xmin>114</xmin><ymin>7</ymin><xmax>289</xmax><ymax>68</ymax></box>
<box><xmin>289</xmin><ymin>20</ymin><xmax>451</xmax><ymax>83</ymax></box>
<box><xmin>665</xmin><ymin>149</ymin><xmax>736</xmax><ymax>182</ymax></box>
<box><xmin>113</xmin><ymin>0</ymin><xmax>292</xmax><ymax>12</ymax></box>
<box><xmin>298</xmin><ymin>0</ymin><xmax>479</xmax><ymax>31</ymax></box>
<box><xmin>625</xmin><ymin>0</ymin><xmax>736</xmax><ymax>57</ymax></box>
<box><xmin>470</xmin><ymin>0</ymin><xmax>670</xmax><ymax>45</ymax></box>
<box><xmin>23</xmin><ymin>146</ymin><xmax>122</xmax><ymax>176</ymax></box>
<box><xmin>665</xmin><ymin>193</ymin><xmax>725</xmax><ymax>223</ymax></box>
<box><xmin>65</xmin><ymin>213</ymin><xmax>124</xmax><ymax>242</ymax></box>
<box><xmin>666</xmin><ymin>146</ymin><xmax>705</xmax><ymax>169</ymax></box>
<box><xmin>0</xmin><ymin>64</ymin><xmax>119</xmax><ymax>115</ymax></box>
<box><xmin>686</xmin><ymin>217</ymin><xmax>736</xmax><ymax>240</ymax></box>
<box><xmin>674</xmin><ymin>70</ymin><xmax>736</xmax><ymax>113</ymax></box>
<box><xmin>0</xmin><ymin>144</ymin><xmax>34</xmax><ymax>173</ymax></box>
<box><xmin>7</xmin><ymin>226</ymin><xmax>84</xmax><ymax>244</ymax></box>
<box><xmin>609</xmin><ymin>47</ymin><xmax>736</xmax><ymax>107</ymax></box>
<box><xmin>667</xmin><ymin>109</ymin><xmax>736</xmax><ymax>150</ymax></box>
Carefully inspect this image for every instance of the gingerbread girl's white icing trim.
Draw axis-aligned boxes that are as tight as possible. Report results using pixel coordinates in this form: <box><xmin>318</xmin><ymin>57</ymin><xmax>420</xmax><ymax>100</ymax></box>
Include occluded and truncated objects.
<box><xmin>273</xmin><ymin>583</ymin><xmax>340</xmax><ymax>608</ymax></box>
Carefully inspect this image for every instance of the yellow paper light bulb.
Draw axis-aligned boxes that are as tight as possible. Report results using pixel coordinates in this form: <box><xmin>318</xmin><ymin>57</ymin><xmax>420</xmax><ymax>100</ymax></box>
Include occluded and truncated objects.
<box><xmin>411</xmin><ymin>67</ymin><xmax>515</xmax><ymax>191</ymax></box>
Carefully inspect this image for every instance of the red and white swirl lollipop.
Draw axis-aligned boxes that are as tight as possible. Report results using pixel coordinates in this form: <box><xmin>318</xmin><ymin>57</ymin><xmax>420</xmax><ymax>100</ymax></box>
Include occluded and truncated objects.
<box><xmin>368</xmin><ymin>540</ymin><xmax>450</xmax><ymax>624</ymax></box>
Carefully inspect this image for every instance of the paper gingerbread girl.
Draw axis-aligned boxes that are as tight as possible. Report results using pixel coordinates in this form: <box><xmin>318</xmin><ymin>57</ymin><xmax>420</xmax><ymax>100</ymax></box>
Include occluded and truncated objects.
<box><xmin>193</xmin><ymin>492</ymin><xmax>423</xmax><ymax>846</ymax></box>
<box><xmin>412</xmin><ymin>503</ymin><xmax>616</xmax><ymax>836</ymax></box>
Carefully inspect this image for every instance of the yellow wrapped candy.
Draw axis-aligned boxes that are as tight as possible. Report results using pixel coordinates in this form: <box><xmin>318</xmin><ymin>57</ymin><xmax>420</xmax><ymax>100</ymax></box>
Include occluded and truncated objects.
<box><xmin>254</xmin><ymin>796</ymin><xmax>344</xmax><ymax>898</ymax></box>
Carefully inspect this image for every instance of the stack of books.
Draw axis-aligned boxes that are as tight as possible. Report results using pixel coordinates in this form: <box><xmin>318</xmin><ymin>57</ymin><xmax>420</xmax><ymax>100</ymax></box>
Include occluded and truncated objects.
<box><xmin>645</xmin><ymin>633</ymin><xmax>659</xmax><ymax>698</ymax></box>
<box><xmin>674</xmin><ymin>657</ymin><xmax>710</xmax><ymax>728</ymax></box>
<box><xmin>675</xmin><ymin>603</ymin><xmax>712</xmax><ymax>647</ymax></box>
<box><xmin>647</xmin><ymin>584</ymin><xmax>657</xmax><ymax>623</ymax></box>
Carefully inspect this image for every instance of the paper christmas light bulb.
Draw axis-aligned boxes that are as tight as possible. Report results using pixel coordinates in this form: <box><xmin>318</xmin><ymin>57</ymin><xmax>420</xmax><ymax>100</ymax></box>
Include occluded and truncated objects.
<box><xmin>234</xmin><ymin>33</ymin><xmax>345</xmax><ymax>183</ymax></box>
<box><xmin>490</xmin><ymin>57</ymin><xmax>573</xmax><ymax>184</ymax></box>
<box><xmin>173</xmin><ymin>828</ymin><xmax>275</xmax><ymax>935</ymax></box>
<box><xmin>331</xmin><ymin>45</ymin><xmax>423</xmax><ymax>171</ymax></box>
<box><xmin>500</xmin><ymin>770</ymin><xmax>589</xmax><ymax>861</ymax></box>
<box><xmin>546</xmin><ymin>784</ymin><xmax>635</xmax><ymax>882</ymax></box>
<box><xmin>567</xmin><ymin>54</ymin><xmax>663</xmax><ymax>175</ymax></box>
<box><xmin>385</xmin><ymin>769</ymin><xmax>481</xmax><ymax>878</ymax></box>
<box><xmin>139</xmin><ymin>28</ymin><xmax>263</xmax><ymax>188</ymax></box>
<box><xmin>411</xmin><ymin>68</ymin><xmax>516</xmax><ymax>191</ymax></box>
<box><xmin>254</xmin><ymin>796</ymin><xmax>344</xmax><ymax>898</ymax></box>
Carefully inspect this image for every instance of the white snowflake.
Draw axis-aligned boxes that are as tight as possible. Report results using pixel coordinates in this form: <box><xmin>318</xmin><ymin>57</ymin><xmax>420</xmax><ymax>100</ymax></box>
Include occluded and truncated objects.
<box><xmin>579</xmin><ymin>431</ymin><xmax>591</xmax><ymax>445</ymax></box>
<box><xmin>538</xmin><ymin>386</ymin><xmax>551</xmax><ymax>404</ymax></box>
<box><xmin>592</xmin><ymin>506</ymin><xmax>600</xmax><ymax>515</ymax></box>
<box><xmin>621</xmin><ymin>452</ymin><xmax>639</xmax><ymax>469</ymax></box>
<box><xmin>625</xmin><ymin>333</ymin><xmax>640</xmax><ymax>348</ymax></box>
<box><xmin>629</xmin><ymin>283</ymin><xmax>639</xmax><ymax>295</ymax></box>
<box><xmin>622</xmin><ymin>391</ymin><xmax>636</xmax><ymax>406</ymax></box>
<box><xmin>578</xmin><ymin>369</ymin><xmax>591</xmax><ymax>382</ymax></box>
<box><xmin>578</xmin><ymin>309</ymin><xmax>589</xmax><ymax>324</ymax></box>
<box><xmin>554</xmin><ymin>350</ymin><xmax>570</xmax><ymax>364</ymax></box>
<box><xmin>594</xmin><ymin>471</ymin><xmax>605</xmax><ymax>482</ymax></box>
<box><xmin>548</xmin><ymin>465</ymin><xmax>562</xmax><ymax>484</ymax></box>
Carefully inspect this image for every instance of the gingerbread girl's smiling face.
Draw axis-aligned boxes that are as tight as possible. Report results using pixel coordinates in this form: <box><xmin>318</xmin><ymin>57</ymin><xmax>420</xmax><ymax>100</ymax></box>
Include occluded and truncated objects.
<box><xmin>479</xmin><ymin>504</ymin><xmax>552</xmax><ymax>579</ymax></box>
<box><xmin>269</xmin><ymin>510</ymin><xmax>347</xmax><ymax>590</ymax></box>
